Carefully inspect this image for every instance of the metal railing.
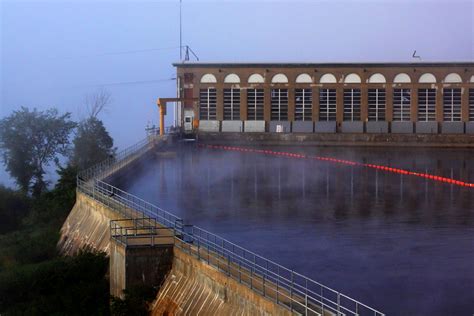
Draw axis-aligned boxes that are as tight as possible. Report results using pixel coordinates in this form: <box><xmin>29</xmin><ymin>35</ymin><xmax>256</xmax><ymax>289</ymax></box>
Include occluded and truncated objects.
<box><xmin>110</xmin><ymin>218</ymin><xmax>175</xmax><ymax>247</ymax></box>
<box><xmin>76</xmin><ymin>137</ymin><xmax>385</xmax><ymax>316</ymax></box>
<box><xmin>78</xmin><ymin>136</ymin><xmax>157</xmax><ymax>181</ymax></box>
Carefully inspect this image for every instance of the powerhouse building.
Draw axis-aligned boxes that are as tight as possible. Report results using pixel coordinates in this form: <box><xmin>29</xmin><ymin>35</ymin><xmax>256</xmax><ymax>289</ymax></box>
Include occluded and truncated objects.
<box><xmin>174</xmin><ymin>62</ymin><xmax>474</xmax><ymax>134</ymax></box>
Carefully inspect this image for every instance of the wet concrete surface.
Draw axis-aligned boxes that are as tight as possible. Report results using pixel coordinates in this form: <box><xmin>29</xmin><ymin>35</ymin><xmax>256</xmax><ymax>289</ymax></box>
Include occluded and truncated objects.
<box><xmin>112</xmin><ymin>144</ymin><xmax>474</xmax><ymax>315</ymax></box>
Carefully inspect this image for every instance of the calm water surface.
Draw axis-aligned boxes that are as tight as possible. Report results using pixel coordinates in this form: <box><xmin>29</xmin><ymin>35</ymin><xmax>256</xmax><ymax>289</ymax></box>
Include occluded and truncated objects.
<box><xmin>112</xmin><ymin>144</ymin><xmax>474</xmax><ymax>316</ymax></box>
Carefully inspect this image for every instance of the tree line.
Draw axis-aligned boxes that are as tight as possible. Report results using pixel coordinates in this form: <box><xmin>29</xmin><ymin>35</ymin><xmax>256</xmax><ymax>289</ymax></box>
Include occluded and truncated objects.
<box><xmin>0</xmin><ymin>89</ymin><xmax>115</xmax><ymax>197</ymax></box>
<box><xmin>0</xmin><ymin>90</ymin><xmax>150</xmax><ymax>315</ymax></box>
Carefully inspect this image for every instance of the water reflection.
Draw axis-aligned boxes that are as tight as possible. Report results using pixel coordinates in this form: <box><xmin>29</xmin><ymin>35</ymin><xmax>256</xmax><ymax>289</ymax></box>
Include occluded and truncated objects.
<box><xmin>113</xmin><ymin>145</ymin><xmax>474</xmax><ymax>315</ymax></box>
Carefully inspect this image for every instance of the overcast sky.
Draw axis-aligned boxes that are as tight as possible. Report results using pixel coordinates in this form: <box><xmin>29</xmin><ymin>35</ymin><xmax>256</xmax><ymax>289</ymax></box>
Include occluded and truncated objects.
<box><xmin>0</xmin><ymin>0</ymin><xmax>473</xmax><ymax>186</ymax></box>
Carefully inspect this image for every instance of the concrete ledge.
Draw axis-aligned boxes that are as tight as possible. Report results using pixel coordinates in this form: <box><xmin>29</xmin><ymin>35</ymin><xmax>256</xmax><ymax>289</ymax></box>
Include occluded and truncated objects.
<box><xmin>341</xmin><ymin>121</ymin><xmax>364</xmax><ymax>133</ymax></box>
<box><xmin>466</xmin><ymin>122</ymin><xmax>474</xmax><ymax>134</ymax></box>
<box><xmin>244</xmin><ymin>121</ymin><xmax>265</xmax><ymax>132</ymax></box>
<box><xmin>222</xmin><ymin>121</ymin><xmax>243</xmax><ymax>132</ymax></box>
<box><xmin>441</xmin><ymin>121</ymin><xmax>464</xmax><ymax>134</ymax></box>
<box><xmin>269</xmin><ymin>121</ymin><xmax>291</xmax><ymax>133</ymax></box>
<box><xmin>292</xmin><ymin>121</ymin><xmax>314</xmax><ymax>133</ymax></box>
<box><xmin>416</xmin><ymin>121</ymin><xmax>439</xmax><ymax>134</ymax></box>
<box><xmin>197</xmin><ymin>132</ymin><xmax>474</xmax><ymax>147</ymax></box>
<box><xmin>314</xmin><ymin>121</ymin><xmax>337</xmax><ymax>133</ymax></box>
<box><xmin>199</xmin><ymin>120</ymin><xmax>220</xmax><ymax>132</ymax></box>
<box><xmin>366</xmin><ymin>121</ymin><xmax>388</xmax><ymax>133</ymax></box>
<box><xmin>391</xmin><ymin>121</ymin><xmax>414</xmax><ymax>134</ymax></box>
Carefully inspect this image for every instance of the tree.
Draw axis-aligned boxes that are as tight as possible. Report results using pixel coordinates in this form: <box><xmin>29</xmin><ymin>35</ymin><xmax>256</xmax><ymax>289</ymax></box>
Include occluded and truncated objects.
<box><xmin>84</xmin><ymin>88</ymin><xmax>111</xmax><ymax>119</ymax></box>
<box><xmin>71</xmin><ymin>89</ymin><xmax>115</xmax><ymax>170</ymax></box>
<box><xmin>0</xmin><ymin>107</ymin><xmax>76</xmax><ymax>196</ymax></box>
<box><xmin>71</xmin><ymin>117</ymin><xmax>115</xmax><ymax>170</ymax></box>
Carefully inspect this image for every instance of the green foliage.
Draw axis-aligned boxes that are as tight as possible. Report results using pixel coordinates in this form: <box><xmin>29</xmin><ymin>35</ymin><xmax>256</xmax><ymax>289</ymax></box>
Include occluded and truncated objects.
<box><xmin>0</xmin><ymin>249</ymin><xmax>110</xmax><ymax>316</ymax></box>
<box><xmin>0</xmin><ymin>185</ymin><xmax>30</xmax><ymax>234</ymax></box>
<box><xmin>0</xmin><ymin>225</ymin><xmax>59</xmax><ymax>270</ymax></box>
<box><xmin>110</xmin><ymin>284</ymin><xmax>157</xmax><ymax>316</ymax></box>
<box><xmin>0</xmin><ymin>107</ymin><xmax>76</xmax><ymax>196</ymax></box>
<box><xmin>72</xmin><ymin>117</ymin><xmax>115</xmax><ymax>170</ymax></box>
<box><xmin>0</xmin><ymin>164</ymin><xmax>77</xmax><ymax>270</ymax></box>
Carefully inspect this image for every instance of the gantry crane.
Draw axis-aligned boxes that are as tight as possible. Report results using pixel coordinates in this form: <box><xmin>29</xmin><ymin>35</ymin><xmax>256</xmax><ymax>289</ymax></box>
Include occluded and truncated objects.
<box><xmin>156</xmin><ymin>97</ymin><xmax>197</xmax><ymax>135</ymax></box>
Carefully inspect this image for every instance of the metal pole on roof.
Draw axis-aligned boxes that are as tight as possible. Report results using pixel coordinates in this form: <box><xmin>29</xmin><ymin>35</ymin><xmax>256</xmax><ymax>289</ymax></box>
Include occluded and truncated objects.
<box><xmin>180</xmin><ymin>0</ymin><xmax>183</xmax><ymax>61</ymax></box>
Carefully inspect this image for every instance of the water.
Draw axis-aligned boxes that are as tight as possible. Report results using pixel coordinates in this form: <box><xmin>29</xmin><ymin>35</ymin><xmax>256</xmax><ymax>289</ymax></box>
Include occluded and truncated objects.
<box><xmin>112</xmin><ymin>144</ymin><xmax>474</xmax><ymax>315</ymax></box>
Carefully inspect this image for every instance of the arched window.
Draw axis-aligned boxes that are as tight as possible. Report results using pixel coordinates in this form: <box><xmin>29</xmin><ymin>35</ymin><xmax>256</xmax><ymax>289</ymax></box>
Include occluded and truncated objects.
<box><xmin>248</xmin><ymin>74</ymin><xmax>265</xmax><ymax>84</ymax></box>
<box><xmin>393</xmin><ymin>73</ymin><xmax>412</xmax><ymax>83</ymax></box>
<box><xmin>200</xmin><ymin>73</ymin><xmax>217</xmax><ymax>83</ymax></box>
<box><xmin>418</xmin><ymin>73</ymin><xmax>437</xmax><ymax>83</ymax></box>
<box><xmin>224</xmin><ymin>73</ymin><xmax>241</xmax><ymax>84</ymax></box>
<box><xmin>319</xmin><ymin>73</ymin><xmax>337</xmax><ymax>84</ymax></box>
<box><xmin>368</xmin><ymin>73</ymin><xmax>386</xmax><ymax>83</ymax></box>
<box><xmin>295</xmin><ymin>73</ymin><xmax>312</xmax><ymax>83</ymax></box>
<box><xmin>443</xmin><ymin>73</ymin><xmax>462</xmax><ymax>83</ymax></box>
<box><xmin>271</xmin><ymin>73</ymin><xmax>289</xmax><ymax>84</ymax></box>
<box><xmin>393</xmin><ymin>73</ymin><xmax>412</xmax><ymax>121</ymax></box>
<box><xmin>344</xmin><ymin>73</ymin><xmax>362</xmax><ymax>84</ymax></box>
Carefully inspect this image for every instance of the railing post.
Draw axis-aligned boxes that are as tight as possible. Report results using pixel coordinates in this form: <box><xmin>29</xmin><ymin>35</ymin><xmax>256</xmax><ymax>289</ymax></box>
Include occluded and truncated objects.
<box><xmin>290</xmin><ymin>270</ymin><xmax>294</xmax><ymax>312</ymax></box>
<box><xmin>305</xmin><ymin>278</ymin><xmax>308</xmax><ymax>316</ymax></box>
<box><xmin>276</xmin><ymin>266</ymin><xmax>279</xmax><ymax>304</ymax></box>
<box><xmin>337</xmin><ymin>292</ymin><xmax>341</xmax><ymax>316</ymax></box>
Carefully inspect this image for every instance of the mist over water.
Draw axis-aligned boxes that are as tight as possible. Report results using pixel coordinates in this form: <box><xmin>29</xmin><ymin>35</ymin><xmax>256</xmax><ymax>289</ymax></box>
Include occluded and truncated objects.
<box><xmin>112</xmin><ymin>144</ymin><xmax>474</xmax><ymax>315</ymax></box>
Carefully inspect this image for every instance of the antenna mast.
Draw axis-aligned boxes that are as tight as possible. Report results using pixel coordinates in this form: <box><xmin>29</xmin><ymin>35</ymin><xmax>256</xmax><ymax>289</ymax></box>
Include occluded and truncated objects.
<box><xmin>179</xmin><ymin>0</ymin><xmax>183</xmax><ymax>60</ymax></box>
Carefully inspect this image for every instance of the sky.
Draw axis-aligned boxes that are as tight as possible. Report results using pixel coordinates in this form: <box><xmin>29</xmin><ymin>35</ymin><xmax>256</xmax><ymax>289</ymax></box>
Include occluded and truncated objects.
<box><xmin>0</xmin><ymin>0</ymin><xmax>473</xmax><ymax>187</ymax></box>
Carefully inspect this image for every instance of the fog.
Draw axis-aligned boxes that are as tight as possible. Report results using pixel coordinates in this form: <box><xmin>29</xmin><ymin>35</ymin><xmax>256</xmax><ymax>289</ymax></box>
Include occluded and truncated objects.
<box><xmin>109</xmin><ymin>144</ymin><xmax>474</xmax><ymax>314</ymax></box>
<box><xmin>1</xmin><ymin>0</ymin><xmax>473</xmax><ymax>186</ymax></box>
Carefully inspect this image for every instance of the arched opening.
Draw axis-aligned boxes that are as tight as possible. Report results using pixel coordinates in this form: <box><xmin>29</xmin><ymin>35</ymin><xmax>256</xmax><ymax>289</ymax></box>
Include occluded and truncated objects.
<box><xmin>224</xmin><ymin>73</ymin><xmax>241</xmax><ymax>84</ymax></box>
<box><xmin>248</xmin><ymin>74</ymin><xmax>265</xmax><ymax>84</ymax></box>
<box><xmin>200</xmin><ymin>73</ymin><xmax>217</xmax><ymax>83</ymax></box>
<box><xmin>271</xmin><ymin>73</ymin><xmax>289</xmax><ymax>84</ymax></box>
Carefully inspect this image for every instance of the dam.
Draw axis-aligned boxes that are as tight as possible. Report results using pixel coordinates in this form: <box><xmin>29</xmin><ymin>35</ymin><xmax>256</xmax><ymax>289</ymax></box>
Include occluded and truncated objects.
<box><xmin>58</xmin><ymin>60</ymin><xmax>474</xmax><ymax>315</ymax></box>
<box><xmin>58</xmin><ymin>133</ymin><xmax>474</xmax><ymax>315</ymax></box>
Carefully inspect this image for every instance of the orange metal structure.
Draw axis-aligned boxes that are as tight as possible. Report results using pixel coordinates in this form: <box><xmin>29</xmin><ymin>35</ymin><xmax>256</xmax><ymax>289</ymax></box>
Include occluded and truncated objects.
<box><xmin>156</xmin><ymin>98</ymin><xmax>197</xmax><ymax>135</ymax></box>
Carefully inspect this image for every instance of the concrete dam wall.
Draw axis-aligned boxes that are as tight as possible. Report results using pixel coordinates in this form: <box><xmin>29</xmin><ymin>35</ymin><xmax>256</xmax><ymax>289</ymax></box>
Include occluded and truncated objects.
<box><xmin>59</xmin><ymin>191</ymin><xmax>292</xmax><ymax>315</ymax></box>
<box><xmin>151</xmin><ymin>247</ymin><xmax>292</xmax><ymax>316</ymax></box>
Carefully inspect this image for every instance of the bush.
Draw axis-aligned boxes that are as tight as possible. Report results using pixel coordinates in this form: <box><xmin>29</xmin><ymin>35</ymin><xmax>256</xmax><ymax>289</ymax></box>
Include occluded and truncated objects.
<box><xmin>0</xmin><ymin>249</ymin><xmax>109</xmax><ymax>315</ymax></box>
<box><xmin>0</xmin><ymin>186</ymin><xmax>30</xmax><ymax>234</ymax></box>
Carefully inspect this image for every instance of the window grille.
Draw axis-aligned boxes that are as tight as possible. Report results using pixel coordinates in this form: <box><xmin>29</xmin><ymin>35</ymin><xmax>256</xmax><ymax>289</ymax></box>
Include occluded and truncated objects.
<box><xmin>443</xmin><ymin>88</ymin><xmax>462</xmax><ymax>121</ymax></box>
<box><xmin>295</xmin><ymin>89</ymin><xmax>312</xmax><ymax>121</ymax></box>
<box><xmin>368</xmin><ymin>89</ymin><xmax>386</xmax><ymax>121</ymax></box>
<box><xmin>393</xmin><ymin>89</ymin><xmax>411</xmax><ymax>121</ymax></box>
<box><xmin>223</xmin><ymin>89</ymin><xmax>241</xmax><ymax>120</ymax></box>
<box><xmin>343</xmin><ymin>89</ymin><xmax>361</xmax><ymax>121</ymax></box>
<box><xmin>271</xmin><ymin>89</ymin><xmax>288</xmax><ymax>121</ymax></box>
<box><xmin>319</xmin><ymin>89</ymin><xmax>337</xmax><ymax>121</ymax></box>
<box><xmin>199</xmin><ymin>88</ymin><xmax>217</xmax><ymax>120</ymax></box>
<box><xmin>417</xmin><ymin>89</ymin><xmax>436</xmax><ymax>121</ymax></box>
<box><xmin>247</xmin><ymin>89</ymin><xmax>264</xmax><ymax>120</ymax></box>
<box><xmin>470</xmin><ymin>89</ymin><xmax>474</xmax><ymax>121</ymax></box>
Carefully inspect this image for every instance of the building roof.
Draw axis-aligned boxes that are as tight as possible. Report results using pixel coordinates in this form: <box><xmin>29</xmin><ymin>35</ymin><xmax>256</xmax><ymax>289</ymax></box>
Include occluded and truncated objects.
<box><xmin>173</xmin><ymin>61</ymin><xmax>474</xmax><ymax>68</ymax></box>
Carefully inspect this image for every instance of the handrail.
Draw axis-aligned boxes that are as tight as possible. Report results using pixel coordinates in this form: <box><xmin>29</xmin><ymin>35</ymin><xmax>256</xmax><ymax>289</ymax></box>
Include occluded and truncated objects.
<box><xmin>76</xmin><ymin>136</ymin><xmax>385</xmax><ymax>316</ymax></box>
